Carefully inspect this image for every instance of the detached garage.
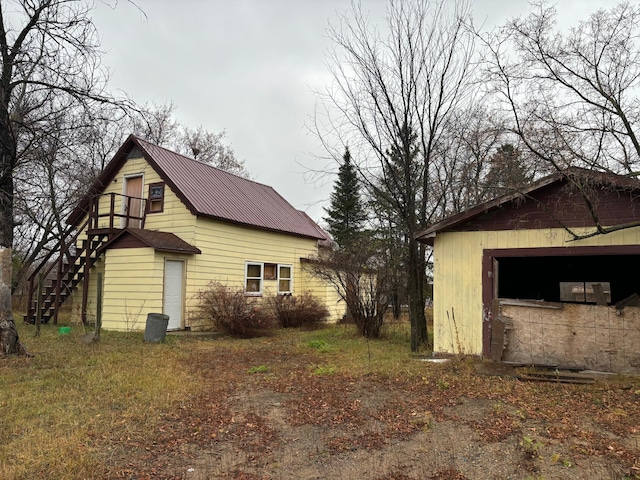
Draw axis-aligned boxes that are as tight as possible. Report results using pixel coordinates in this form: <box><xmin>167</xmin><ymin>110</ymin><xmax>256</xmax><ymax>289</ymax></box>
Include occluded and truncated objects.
<box><xmin>416</xmin><ymin>169</ymin><xmax>640</xmax><ymax>374</ymax></box>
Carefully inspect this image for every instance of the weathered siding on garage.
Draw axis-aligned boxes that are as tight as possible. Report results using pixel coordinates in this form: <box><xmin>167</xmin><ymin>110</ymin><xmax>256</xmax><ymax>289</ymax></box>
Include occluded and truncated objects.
<box><xmin>500</xmin><ymin>302</ymin><xmax>640</xmax><ymax>374</ymax></box>
<box><xmin>432</xmin><ymin>226</ymin><xmax>640</xmax><ymax>356</ymax></box>
<box><xmin>432</xmin><ymin>229</ymin><xmax>483</xmax><ymax>355</ymax></box>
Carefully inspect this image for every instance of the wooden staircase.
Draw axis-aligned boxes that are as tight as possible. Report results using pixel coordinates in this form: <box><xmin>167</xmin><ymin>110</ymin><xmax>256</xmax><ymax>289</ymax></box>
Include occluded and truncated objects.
<box><xmin>23</xmin><ymin>193</ymin><xmax>147</xmax><ymax>325</ymax></box>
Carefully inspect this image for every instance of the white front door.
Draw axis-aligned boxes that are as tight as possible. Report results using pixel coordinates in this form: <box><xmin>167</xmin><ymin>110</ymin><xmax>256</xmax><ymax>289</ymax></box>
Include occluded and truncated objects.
<box><xmin>164</xmin><ymin>260</ymin><xmax>184</xmax><ymax>330</ymax></box>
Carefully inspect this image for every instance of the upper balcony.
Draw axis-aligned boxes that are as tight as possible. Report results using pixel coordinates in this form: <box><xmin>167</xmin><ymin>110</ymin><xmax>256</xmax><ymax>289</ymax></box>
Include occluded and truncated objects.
<box><xmin>87</xmin><ymin>192</ymin><xmax>148</xmax><ymax>233</ymax></box>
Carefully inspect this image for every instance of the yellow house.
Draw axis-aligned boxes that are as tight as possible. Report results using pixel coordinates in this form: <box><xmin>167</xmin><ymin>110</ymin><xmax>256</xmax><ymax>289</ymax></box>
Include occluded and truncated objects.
<box><xmin>416</xmin><ymin>169</ymin><xmax>640</xmax><ymax>374</ymax></box>
<box><xmin>24</xmin><ymin>135</ymin><xmax>343</xmax><ymax>330</ymax></box>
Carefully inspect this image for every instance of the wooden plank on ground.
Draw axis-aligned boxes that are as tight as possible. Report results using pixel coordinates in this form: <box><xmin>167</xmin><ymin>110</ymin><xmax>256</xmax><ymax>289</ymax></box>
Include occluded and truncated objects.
<box><xmin>592</xmin><ymin>283</ymin><xmax>607</xmax><ymax>306</ymax></box>
<box><xmin>490</xmin><ymin>317</ymin><xmax>506</xmax><ymax>362</ymax></box>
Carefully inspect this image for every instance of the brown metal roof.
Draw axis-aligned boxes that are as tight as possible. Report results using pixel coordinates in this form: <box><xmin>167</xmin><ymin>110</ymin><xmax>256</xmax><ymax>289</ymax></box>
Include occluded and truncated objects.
<box><xmin>104</xmin><ymin>228</ymin><xmax>201</xmax><ymax>254</ymax></box>
<box><xmin>69</xmin><ymin>135</ymin><xmax>328</xmax><ymax>241</ymax></box>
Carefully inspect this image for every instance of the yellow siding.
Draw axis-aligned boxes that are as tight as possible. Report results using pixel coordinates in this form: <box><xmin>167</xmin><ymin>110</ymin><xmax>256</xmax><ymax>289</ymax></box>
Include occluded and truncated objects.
<box><xmin>69</xmin><ymin>153</ymin><xmax>341</xmax><ymax>329</ymax></box>
<box><xmin>186</xmin><ymin>217</ymin><xmax>345</xmax><ymax>324</ymax></box>
<box><xmin>100</xmin><ymin>247</ymin><xmax>164</xmax><ymax>331</ymax></box>
<box><xmin>70</xmin><ymin>258</ymin><xmax>105</xmax><ymax>323</ymax></box>
<box><xmin>93</xmin><ymin>156</ymin><xmax>197</xmax><ymax>241</ymax></box>
<box><xmin>301</xmin><ymin>264</ymin><xmax>346</xmax><ymax>322</ymax></box>
<box><xmin>433</xmin><ymin>226</ymin><xmax>640</xmax><ymax>355</ymax></box>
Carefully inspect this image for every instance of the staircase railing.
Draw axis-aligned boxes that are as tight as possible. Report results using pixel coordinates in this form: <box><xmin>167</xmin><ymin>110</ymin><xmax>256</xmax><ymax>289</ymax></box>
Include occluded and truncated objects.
<box><xmin>25</xmin><ymin>216</ymin><xmax>90</xmax><ymax>324</ymax></box>
<box><xmin>24</xmin><ymin>193</ymin><xmax>148</xmax><ymax>324</ymax></box>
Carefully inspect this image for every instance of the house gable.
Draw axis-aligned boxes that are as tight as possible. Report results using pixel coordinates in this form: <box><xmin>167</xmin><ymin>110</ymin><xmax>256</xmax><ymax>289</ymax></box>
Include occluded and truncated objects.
<box><xmin>32</xmin><ymin>135</ymin><xmax>344</xmax><ymax>331</ymax></box>
<box><xmin>455</xmin><ymin>181</ymin><xmax>640</xmax><ymax>232</ymax></box>
<box><xmin>68</xmin><ymin>135</ymin><xmax>328</xmax><ymax>242</ymax></box>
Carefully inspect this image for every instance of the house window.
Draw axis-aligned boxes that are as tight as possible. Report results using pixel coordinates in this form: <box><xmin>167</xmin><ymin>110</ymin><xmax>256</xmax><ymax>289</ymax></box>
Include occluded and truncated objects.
<box><xmin>264</xmin><ymin>263</ymin><xmax>277</xmax><ymax>280</ymax></box>
<box><xmin>278</xmin><ymin>265</ymin><xmax>292</xmax><ymax>294</ymax></box>
<box><xmin>147</xmin><ymin>182</ymin><xmax>165</xmax><ymax>213</ymax></box>
<box><xmin>244</xmin><ymin>262</ymin><xmax>292</xmax><ymax>294</ymax></box>
<box><xmin>245</xmin><ymin>263</ymin><xmax>263</xmax><ymax>294</ymax></box>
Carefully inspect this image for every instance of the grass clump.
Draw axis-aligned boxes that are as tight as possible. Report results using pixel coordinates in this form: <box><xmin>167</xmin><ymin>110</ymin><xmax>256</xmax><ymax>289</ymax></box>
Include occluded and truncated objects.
<box><xmin>311</xmin><ymin>364</ymin><xmax>336</xmax><ymax>376</ymax></box>
<box><xmin>306</xmin><ymin>339</ymin><xmax>332</xmax><ymax>352</ymax></box>
<box><xmin>0</xmin><ymin>322</ymin><xmax>201</xmax><ymax>480</ymax></box>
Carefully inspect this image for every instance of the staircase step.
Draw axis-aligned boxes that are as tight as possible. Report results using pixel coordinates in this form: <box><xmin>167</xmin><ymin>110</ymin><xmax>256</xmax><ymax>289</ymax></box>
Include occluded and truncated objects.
<box><xmin>28</xmin><ymin>230</ymin><xmax>110</xmax><ymax>325</ymax></box>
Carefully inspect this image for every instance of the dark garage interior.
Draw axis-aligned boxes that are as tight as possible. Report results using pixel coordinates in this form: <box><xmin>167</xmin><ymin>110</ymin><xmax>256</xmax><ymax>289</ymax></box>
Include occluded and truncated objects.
<box><xmin>496</xmin><ymin>255</ymin><xmax>640</xmax><ymax>304</ymax></box>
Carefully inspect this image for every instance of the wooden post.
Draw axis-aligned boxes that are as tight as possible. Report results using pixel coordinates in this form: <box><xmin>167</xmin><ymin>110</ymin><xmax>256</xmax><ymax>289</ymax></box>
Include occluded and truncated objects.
<box><xmin>35</xmin><ymin>272</ymin><xmax>43</xmax><ymax>337</ymax></box>
<box><xmin>109</xmin><ymin>193</ymin><xmax>115</xmax><ymax>230</ymax></box>
<box><xmin>95</xmin><ymin>272</ymin><xmax>102</xmax><ymax>341</ymax></box>
<box><xmin>125</xmin><ymin>196</ymin><xmax>131</xmax><ymax>227</ymax></box>
<box><xmin>81</xmin><ymin>235</ymin><xmax>91</xmax><ymax>325</ymax></box>
<box><xmin>53</xmin><ymin>240</ymin><xmax>65</xmax><ymax>325</ymax></box>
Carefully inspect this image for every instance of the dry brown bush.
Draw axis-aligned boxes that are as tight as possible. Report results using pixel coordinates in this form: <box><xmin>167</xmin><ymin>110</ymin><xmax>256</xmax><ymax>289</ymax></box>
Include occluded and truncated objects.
<box><xmin>265</xmin><ymin>291</ymin><xmax>329</xmax><ymax>329</ymax></box>
<box><xmin>196</xmin><ymin>282</ymin><xmax>276</xmax><ymax>337</ymax></box>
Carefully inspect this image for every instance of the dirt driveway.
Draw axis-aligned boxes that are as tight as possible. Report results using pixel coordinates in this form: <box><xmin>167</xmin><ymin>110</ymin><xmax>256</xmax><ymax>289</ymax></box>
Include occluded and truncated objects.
<box><xmin>107</xmin><ymin>334</ymin><xmax>640</xmax><ymax>480</ymax></box>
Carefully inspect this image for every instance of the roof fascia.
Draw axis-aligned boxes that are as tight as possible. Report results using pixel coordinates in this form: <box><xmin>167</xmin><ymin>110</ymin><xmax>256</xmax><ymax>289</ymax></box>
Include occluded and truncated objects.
<box><xmin>415</xmin><ymin>173</ymin><xmax>564</xmax><ymax>242</ymax></box>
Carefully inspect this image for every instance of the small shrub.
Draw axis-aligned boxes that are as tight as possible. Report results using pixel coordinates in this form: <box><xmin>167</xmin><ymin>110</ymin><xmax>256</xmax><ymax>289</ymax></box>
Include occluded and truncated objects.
<box><xmin>196</xmin><ymin>282</ymin><xmax>276</xmax><ymax>338</ymax></box>
<box><xmin>519</xmin><ymin>435</ymin><xmax>543</xmax><ymax>458</ymax></box>
<box><xmin>266</xmin><ymin>291</ymin><xmax>329</xmax><ymax>329</ymax></box>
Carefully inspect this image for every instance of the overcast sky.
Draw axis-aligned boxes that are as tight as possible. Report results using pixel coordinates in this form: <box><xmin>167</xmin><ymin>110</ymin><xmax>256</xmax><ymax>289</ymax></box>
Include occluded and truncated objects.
<box><xmin>92</xmin><ymin>0</ymin><xmax>614</xmax><ymax>225</ymax></box>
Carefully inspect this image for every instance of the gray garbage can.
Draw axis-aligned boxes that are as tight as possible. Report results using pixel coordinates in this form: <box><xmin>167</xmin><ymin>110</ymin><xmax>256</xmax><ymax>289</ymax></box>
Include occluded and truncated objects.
<box><xmin>144</xmin><ymin>313</ymin><xmax>170</xmax><ymax>343</ymax></box>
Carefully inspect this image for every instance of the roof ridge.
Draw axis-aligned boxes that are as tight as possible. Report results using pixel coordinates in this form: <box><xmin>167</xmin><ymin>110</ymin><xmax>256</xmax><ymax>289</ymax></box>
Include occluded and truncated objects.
<box><xmin>132</xmin><ymin>135</ymin><xmax>277</xmax><ymax>190</ymax></box>
<box><xmin>129</xmin><ymin>135</ymin><xmax>326</xmax><ymax>240</ymax></box>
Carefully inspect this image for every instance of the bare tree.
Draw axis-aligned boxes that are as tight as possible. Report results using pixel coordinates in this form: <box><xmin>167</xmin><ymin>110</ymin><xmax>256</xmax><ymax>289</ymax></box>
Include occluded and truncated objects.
<box><xmin>0</xmin><ymin>0</ymin><xmax>126</xmax><ymax>354</ymax></box>
<box><xmin>12</xmin><ymin>105</ymin><xmax>125</xmax><ymax>295</ymax></box>
<box><xmin>316</xmin><ymin>0</ymin><xmax>476</xmax><ymax>351</ymax></box>
<box><xmin>481</xmin><ymin>1</ymin><xmax>640</xmax><ymax>239</ymax></box>
<box><xmin>131</xmin><ymin>102</ymin><xmax>179</xmax><ymax>146</ymax></box>
<box><xmin>181</xmin><ymin>126</ymin><xmax>249</xmax><ymax>177</ymax></box>
<box><xmin>435</xmin><ymin>104</ymin><xmax>509</xmax><ymax>213</ymax></box>
<box><xmin>308</xmin><ymin>238</ymin><xmax>393</xmax><ymax>338</ymax></box>
<box><xmin>132</xmin><ymin>102</ymin><xmax>250</xmax><ymax>178</ymax></box>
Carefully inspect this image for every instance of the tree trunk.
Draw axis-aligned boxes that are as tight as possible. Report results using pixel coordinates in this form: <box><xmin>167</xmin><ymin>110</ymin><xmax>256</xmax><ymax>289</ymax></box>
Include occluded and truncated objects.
<box><xmin>0</xmin><ymin>247</ymin><xmax>29</xmax><ymax>356</ymax></box>
<box><xmin>407</xmin><ymin>236</ymin><xmax>428</xmax><ymax>352</ymax></box>
<box><xmin>0</xmin><ymin>127</ymin><xmax>25</xmax><ymax>354</ymax></box>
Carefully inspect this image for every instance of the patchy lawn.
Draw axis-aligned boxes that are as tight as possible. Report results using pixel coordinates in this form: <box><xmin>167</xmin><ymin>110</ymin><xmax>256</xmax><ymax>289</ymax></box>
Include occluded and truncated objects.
<box><xmin>1</xmin><ymin>322</ymin><xmax>639</xmax><ymax>479</ymax></box>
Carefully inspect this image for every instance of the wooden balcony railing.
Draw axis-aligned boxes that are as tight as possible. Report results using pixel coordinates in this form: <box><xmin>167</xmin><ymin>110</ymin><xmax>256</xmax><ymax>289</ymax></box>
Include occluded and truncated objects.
<box><xmin>88</xmin><ymin>192</ymin><xmax>148</xmax><ymax>231</ymax></box>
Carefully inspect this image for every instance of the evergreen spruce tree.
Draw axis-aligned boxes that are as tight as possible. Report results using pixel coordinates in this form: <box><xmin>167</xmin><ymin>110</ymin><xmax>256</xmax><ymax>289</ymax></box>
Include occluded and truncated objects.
<box><xmin>324</xmin><ymin>147</ymin><xmax>368</xmax><ymax>248</ymax></box>
<box><xmin>484</xmin><ymin>144</ymin><xmax>533</xmax><ymax>195</ymax></box>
